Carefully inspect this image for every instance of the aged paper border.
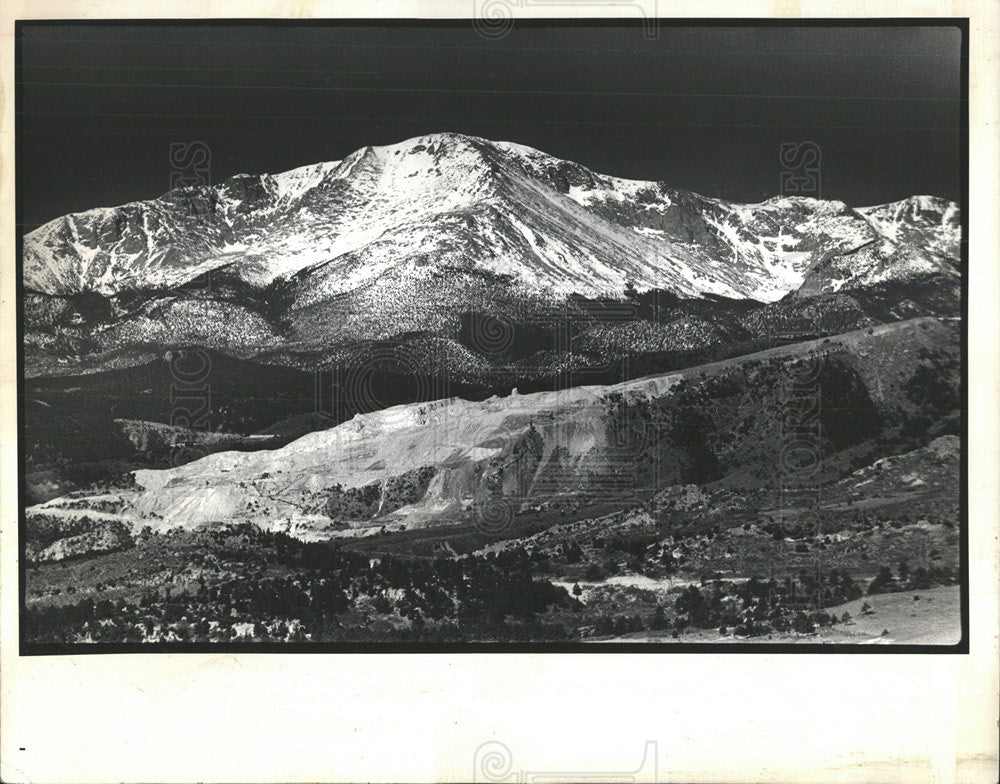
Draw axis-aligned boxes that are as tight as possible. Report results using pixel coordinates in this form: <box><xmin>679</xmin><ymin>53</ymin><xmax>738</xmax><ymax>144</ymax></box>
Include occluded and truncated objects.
<box><xmin>1</xmin><ymin>2</ymin><xmax>997</xmax><ymax>782</ymax></box>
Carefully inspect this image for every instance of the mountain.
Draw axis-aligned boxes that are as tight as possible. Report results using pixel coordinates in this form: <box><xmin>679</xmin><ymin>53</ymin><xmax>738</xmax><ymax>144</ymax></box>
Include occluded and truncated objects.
<box><xmin>21</xmin><ymin>133</ymin><xmax>963</xmax><ymax>505</ymax></box>
<box><xmin>24</xmin><ymin>134</ymin><xmax>960</xmax><ymax>354</ymax></box>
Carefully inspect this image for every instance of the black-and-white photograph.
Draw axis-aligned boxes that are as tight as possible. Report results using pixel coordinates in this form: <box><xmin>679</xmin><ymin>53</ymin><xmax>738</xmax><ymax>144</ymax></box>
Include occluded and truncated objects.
<box><xmin>16</xmin><ymin>20</ymin><xmax>967</xmax><ymax>650</ymax></box>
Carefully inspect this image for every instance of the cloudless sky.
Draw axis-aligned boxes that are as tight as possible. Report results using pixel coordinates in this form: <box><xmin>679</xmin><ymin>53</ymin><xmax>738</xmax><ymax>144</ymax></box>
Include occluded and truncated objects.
<box><xmin>17</xmin><ymin>22</ymin><xmax>964</xmax><ymax>233</ymax></box>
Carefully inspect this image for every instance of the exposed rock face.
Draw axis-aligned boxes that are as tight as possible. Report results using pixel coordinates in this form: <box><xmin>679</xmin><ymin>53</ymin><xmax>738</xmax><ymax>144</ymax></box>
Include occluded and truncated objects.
<box><xmin>25</xmin><ymin>317</ymin><xmax>958</xmax><ymax>541</ymax></box>
<box><xmin>24</xmin><ymin>511</ymin><xmax>134</xmax><ymax>564</ymax></box>
<box><xmin>33</xmin><ymin>523</ymin><xmax>134</xmax><ymax>563</ymax></box>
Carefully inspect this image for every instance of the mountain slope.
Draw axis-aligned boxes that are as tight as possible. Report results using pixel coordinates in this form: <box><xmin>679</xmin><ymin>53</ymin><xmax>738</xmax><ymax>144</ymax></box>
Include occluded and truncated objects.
<box><xmin>27</xmin><ymin>317</ymin><xmax>959</xmax><ymax>540</ymax></box>
<box><xmin>25</xmin><ymin>133</ymin><xmax>960</xmax><ymax>305</ymax></box>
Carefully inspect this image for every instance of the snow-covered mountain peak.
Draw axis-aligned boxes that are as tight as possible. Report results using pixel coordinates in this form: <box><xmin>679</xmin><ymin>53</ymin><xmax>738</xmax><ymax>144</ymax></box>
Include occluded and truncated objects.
<box><xmin>23</xmin><ymin>133</ymin><xmax>960</xmax><ymax>303</ymax></box>
<box><xmin>855</xmin><ymin>194</ymin><xmax>960</xmax><ymax>258</ymax></box>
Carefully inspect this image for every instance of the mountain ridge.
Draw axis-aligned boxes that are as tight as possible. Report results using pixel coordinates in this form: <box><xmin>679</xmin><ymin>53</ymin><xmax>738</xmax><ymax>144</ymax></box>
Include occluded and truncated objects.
<box><xmin>24</xmin><ymin>132</ymin><xmax>960</xmax><ymax>304</ymax></box>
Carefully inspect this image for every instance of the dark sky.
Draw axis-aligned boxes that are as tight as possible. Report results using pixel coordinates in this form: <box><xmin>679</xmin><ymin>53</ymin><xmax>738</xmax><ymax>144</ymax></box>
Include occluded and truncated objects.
<box><xmin>17</xmin><ymin>23</ymin><xmax>964</xmax><ymax>233</ymax></box>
